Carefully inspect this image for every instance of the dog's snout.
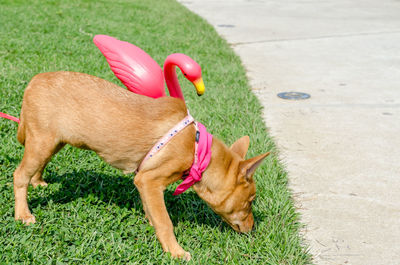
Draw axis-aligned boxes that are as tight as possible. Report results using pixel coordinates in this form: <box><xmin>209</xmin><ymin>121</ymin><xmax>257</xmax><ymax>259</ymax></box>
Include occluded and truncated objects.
<box><xmin>227</xmin><ymin>211</ymin><xmax>255</xmax><ymax>233</ymax></box>
<box><xmin>237</xmin><ymin>212</ymin><xmax>254</xmax><ymax>233</ymax></box>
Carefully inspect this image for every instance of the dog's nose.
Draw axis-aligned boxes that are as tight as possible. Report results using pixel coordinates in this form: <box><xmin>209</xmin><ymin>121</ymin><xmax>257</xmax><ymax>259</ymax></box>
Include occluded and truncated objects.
<box><xmin>235</xmin><ymin>224</ymin><xmax>241</xmax><ymax>232</ymax></box>
<box><xmin>239</xmin><ymin>213</ymin><xmax>254</xmax><ymax>233</ymax></box>
<box><xmin>237</xmin><ymin>222</ymin><xmax>253</xmax><ymax>233</ymax></box>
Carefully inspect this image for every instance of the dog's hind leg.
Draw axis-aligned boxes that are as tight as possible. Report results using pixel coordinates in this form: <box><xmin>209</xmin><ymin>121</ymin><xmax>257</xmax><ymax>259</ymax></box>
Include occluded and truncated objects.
<box><xmin>29</xmin><ymin>171</ymin><xmax>48</xmax><ymax>188</ymax></box>
<box><xmin>13</xmin><ymin>133</ymin><xmax>62</xmax><ymax>224</ymax></box>
<box><xmin>30</xmin><ymin>143</ymin><xmax>65</xmax><ymax>188</ymax></box>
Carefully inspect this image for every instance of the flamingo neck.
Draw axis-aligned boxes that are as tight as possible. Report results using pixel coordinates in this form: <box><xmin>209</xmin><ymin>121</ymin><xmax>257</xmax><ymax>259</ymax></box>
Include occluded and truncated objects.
<box><xmin>163</xmin><ymin>58</ymin><xmax>185</xmax><ymax>101</ymax></box>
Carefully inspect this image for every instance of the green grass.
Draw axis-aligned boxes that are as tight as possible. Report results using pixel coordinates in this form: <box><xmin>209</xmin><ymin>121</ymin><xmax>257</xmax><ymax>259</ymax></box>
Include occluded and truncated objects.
<box><xmin>0</xmin><ymin>0</ymin><xmax>311</xmax><ymax>264</ymax></box>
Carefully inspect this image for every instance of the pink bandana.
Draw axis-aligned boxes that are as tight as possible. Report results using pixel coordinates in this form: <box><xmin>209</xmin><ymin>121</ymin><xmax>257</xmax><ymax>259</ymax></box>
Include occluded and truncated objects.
<box><xmin>137</xmin><ymin>113</ymin><xmax>212</xmax><ymax>195</ymax></box>
<box><xmin>173</xmin><ymin>122</ymin><xmax>212</xmax><ymax>195</ymax></box>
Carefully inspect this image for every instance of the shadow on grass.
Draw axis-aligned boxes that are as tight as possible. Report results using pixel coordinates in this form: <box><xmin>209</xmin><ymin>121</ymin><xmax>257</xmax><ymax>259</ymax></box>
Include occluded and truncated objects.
<box><xmin>28</xmin><ymin>169</ymin><xmax>223</xmax><ymax>228</ymax></box>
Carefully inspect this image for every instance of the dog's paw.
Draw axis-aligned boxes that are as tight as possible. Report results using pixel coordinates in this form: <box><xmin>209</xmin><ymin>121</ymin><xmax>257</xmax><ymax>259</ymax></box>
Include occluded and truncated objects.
<box><xmin>16</xmin><ymin>214</ymin><xmax>36</xmax><ymax>225</ymax></box>
<box><xmin>30</xmin><ymin>180</ymin><xmax>48</xmax><ymax>188</ymax></box>
<box><xmin>182</xmin><ymin>251</ymin><xmax>191</xmax><ymax>261</ymax></box>
<box><xmin>171</xmin><ymin>249</ymin><xmax>191</xmax><ymax>261</ymax></box>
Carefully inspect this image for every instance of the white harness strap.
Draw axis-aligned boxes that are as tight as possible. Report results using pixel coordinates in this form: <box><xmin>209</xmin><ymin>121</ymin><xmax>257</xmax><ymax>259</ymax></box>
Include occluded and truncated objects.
<box><xmin>137</xmin><ymin>112</ymin><xmax>194</xmax><ymax>172</ymax></box>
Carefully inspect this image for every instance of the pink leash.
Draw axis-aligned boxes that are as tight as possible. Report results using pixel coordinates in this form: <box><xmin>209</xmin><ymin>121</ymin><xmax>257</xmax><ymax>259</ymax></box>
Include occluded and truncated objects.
<box><xmin>0</xmin><ymin>112</ymin><xmax>20</xmax><ymax>123</ymax></box>
<box><xmin>137</xmin><ymin>112</ymin><xmax>213</xmax><ymax>195</ymax></box>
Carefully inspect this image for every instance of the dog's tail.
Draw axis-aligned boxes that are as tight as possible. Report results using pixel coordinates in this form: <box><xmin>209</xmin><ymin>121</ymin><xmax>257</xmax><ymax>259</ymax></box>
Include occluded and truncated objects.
<box><xmin>0</xmin><ymin>112</ymin><xmax>20</xmax><ymax>123</ymax></box>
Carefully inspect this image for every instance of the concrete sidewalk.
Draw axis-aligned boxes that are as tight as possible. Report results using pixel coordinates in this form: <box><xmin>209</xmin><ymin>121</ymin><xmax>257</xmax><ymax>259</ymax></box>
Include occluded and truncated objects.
<box><xmin>179</xmin><ymin>1</ymin><xmax>400</xmax><ymax>264</ymax></box>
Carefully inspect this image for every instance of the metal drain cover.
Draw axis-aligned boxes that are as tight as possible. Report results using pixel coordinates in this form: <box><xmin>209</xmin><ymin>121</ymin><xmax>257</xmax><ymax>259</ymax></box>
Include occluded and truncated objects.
<box><xmin>277</xmin><ymin>91</ymin><xmax>310</xmax><ymax>100</ymax></box>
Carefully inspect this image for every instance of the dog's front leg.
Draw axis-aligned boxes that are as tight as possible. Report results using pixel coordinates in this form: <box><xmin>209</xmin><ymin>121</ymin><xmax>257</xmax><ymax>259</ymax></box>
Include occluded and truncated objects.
<box><xmin>134</xmin><ymin>172</ymin><xmax>191</xmax><ymax>261</ymax></box>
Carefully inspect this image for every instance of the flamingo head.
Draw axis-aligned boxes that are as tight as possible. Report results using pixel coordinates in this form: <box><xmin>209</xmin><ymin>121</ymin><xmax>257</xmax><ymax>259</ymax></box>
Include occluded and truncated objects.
<box><xmin>165</xmin><ymin>53</ymin><xmax>205</xmax><ymax>96</ymax></box>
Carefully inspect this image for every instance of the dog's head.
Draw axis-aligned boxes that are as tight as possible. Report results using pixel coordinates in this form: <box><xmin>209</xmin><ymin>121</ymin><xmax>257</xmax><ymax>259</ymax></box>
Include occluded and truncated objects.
<box><xmin>193</xmin><ymin>136</ymin><xmax>269</xmax><ymax>233</ymax></box>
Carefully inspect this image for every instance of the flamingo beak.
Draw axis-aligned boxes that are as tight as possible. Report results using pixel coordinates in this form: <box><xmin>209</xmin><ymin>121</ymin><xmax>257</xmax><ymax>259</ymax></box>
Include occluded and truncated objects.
<box><xmin>193</xmin><ymin>78</ymin><xmax>205</xmax><ymax>96</ymax></box>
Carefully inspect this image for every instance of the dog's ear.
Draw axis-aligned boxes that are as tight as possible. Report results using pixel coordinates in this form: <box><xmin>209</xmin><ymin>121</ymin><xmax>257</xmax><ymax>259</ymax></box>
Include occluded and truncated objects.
<box><xmin>230</xmin><ymin>136</ymin><xmax>250</xmax><ymax>159</ymax></box>
<box><xmin>239</xmin><ymin>152</ymin><xmax>270</xmax><ymax>181</ymax></box>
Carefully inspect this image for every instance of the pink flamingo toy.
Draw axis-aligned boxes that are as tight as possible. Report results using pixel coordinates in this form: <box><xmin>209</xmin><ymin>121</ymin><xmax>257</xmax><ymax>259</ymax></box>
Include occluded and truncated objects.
<box><xmin>93</xmin><ymin>35</ymin><xmax>205</xmax><ymax>101</ymax></box>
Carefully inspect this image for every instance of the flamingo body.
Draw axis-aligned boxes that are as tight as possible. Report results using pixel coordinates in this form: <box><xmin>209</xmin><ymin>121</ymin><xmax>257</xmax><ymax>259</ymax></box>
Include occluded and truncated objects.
<box><xmin>94</xmin><ymin>35</ymin><xmax>205</xmax><ymax>102</ymax></box>
<box><xmin>93</xmin><ymin>35</ymin><xmax>165</xmax><ymax>98</ymax></box>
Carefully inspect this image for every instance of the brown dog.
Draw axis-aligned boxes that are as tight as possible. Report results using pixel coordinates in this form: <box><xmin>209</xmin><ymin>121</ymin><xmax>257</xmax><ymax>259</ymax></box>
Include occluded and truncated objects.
<box><xmin>13</xmin><ymin>71</ymin><xmax>269</xmax><ymax>260</ymax></box>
